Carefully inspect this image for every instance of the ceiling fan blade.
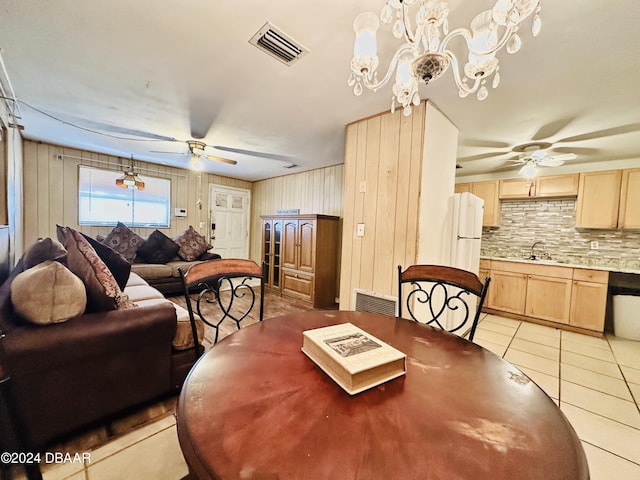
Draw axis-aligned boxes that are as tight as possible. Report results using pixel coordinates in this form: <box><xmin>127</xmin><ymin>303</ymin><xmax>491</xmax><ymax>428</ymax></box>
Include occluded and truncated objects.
<box><xmin>205</xmin><ymin>155</ymin><xmax>237</xmax><ymax>166</ymax></box>
<box><xmin>552</xmin><ymin>146</ymin><xmax>598</xmax><ymax>155</ymax></box>
<box><xmin>557</xmin><ymin>123</ymin><xmax>640</xmax><ymax>143</ymax></box>
<box><xmin>548</xmin><ymin>153</ymin><xmax>577</xmax><ymax>162</ymax></box>
<box><xmin>538</xmin><ymin>158</ymin><xmax>565</xmax><ymax>167</ymax></box>
<box><xmin>457</xmin><ymin>151</ymin><xmax>510</xmax><ymax>162</ymax></box>
<box><xmin>531</xmin><ymin>117</ymin><xmax>576</xmax><ymax>141</ymax></box>
<box><xmin>458</xmin><ymin>138</ymin><xmax>511</xmax><ymax>149</ymax></box>
<box><xmin>212</xmin><ymin>145</ymin><xmax>293</xmax><ymax>161</ymax></box>
<box><xmin>150</xmin><ymin>150</ymin><xmax>187</xmax><ymax>155</ymax></box>
<box><xmin>189</xmin><ymin>98</ymin><xmax>219</xmax><ymax>139</ymax></box>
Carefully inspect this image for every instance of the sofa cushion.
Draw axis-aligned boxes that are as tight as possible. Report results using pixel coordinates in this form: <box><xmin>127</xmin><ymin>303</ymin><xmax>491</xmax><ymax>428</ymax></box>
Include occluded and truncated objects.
<box><xmin>124</xmin><ymin>284</ymin><xmax>166</xmax><ymax>302</ymax></box>
<box><xmin>101</xmin><ymin>222</ymin><xmax>145</xmax><ymax>263</ymax></box>
<box><xmin>168</xmin><ymin>260</ymin><xmax>202</xmax><ymax>278</ymax></box>
<box><xmin>135</xmin><ymin>298</ymin><xmax>203</xmax><ymax>350</ymax></box>
<box><xmin>10</xmin><ymin>261</ymin><xmax>86</xmax><ymax>324</ymax></box>
<box><xmin>174</xmin><ymin>226</ymin><xmax>212</xmax><ymax>262</ymax></box>
<box><xmin>23</xmin><ymin>237</ymin><xmax>67</xmax><ymax>269</ymax></box>
<box><xmin>125</xmin><ymin>272</ymin><xmax>148</xmax><ymax>287</ymax></box>
<box><xmin>81</xmin><ymin>233</ymin><xmax>131</xmax><ymax>290</ymax></box>
<box><xmin>57</xmin><ymin>225</ymin><xmax>136</xmax><ymax>312</ymax></box>
<box><xmin>136</xmin><ymin>230</ymin><xmax>180</xmax><ymax>264</ymax></box>
<box><xmin>131</xmin><ymin>263</ymin><xmax>173</xmax><ymax>280</ymax></box>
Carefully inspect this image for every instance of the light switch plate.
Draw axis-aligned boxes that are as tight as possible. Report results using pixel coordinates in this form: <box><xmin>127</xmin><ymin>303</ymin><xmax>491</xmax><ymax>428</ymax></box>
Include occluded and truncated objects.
<box><xmin>356</xmin><ymin>223</ymin><xmax>365</xmax><ymax>237</ymax></box>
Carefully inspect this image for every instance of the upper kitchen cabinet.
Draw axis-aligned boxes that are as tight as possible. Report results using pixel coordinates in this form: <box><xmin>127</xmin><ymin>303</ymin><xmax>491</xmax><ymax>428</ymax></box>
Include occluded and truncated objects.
<box><xmin>618</xmin><ymin>168</ymin><xmax>640</xmax><ymax>229</ymax></box>
<box><xmin>470</xmin><ymin>181</ymin><xmax>500</xmax><ymax>227</ymax></box>
<box><xmin>454</xmin><ymin>183</ymin><xmax>472</xmax><ymax>194</ymax></box>
<box><xmin>575</xmin><ymin>170</ymin><xmax>623</xmax><ymax>228</ymax></box>
<box><xmin>536</xmin><ymin>174</ymin><xmax>579</xmax><ymax>198</ymax></box>
<box><xmin>498</xmin><ymin>174</ymin><xmax>578</xmax><ymax>200</ymax></box>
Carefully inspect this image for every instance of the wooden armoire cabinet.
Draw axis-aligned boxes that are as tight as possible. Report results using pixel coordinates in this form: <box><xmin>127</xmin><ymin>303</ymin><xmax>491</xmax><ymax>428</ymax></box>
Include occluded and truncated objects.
<box><xmin>261</xmin><ymin>214</ymin><xmax>339</xmax><ymax>308</ymax></box>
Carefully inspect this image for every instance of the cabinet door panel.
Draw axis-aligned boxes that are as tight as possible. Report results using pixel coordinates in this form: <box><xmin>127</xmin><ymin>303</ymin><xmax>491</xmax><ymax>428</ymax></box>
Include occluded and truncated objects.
<box><xmin>282</xmin><ymin>220</ymin><xmax>298</xmax><ymax>269</ymax></box>
<box><xmin>570</xmin><ymin>281</ymin><xmax>607</xmax><ymax>331</ymax></box>
<box><xmin>488</xmin><ymin>271</ymin><xmax>527</xmax><ymax>314</ymax></box>
<box><xmin>282</xmin><ymin>270</ymin><xmax>314</xmax><ymax>302</ymax></box>
<box><xmin>618</xmin><ymin>168</ymin><xmax>640</xmax><ymax>229</ymax></box>
<box><xmin>576</xmin><ymin>170</ymin><xmax>622</xmax><ymax>228</ymax></box>
<box><xmin>499</xmin><ymin>179</ymin><xmax>535</xmax><ymax>199</ymax></box>
<box><xmin>525</xmin><ymin>275</ymin><xmax>572</xmax><ymax>324</ymax></box>
<box><xmin>536</xmin><ymin>174</ymin><xmax>579</xmax><ymax>198</ymax></box>
<box><xmin>472</xmin><ymin>181</ymin><xmax>500</xmax><ymax>227</ymax></box>
<box><xmin>298</xmin><ymin>221</ymin><xmax>316</xmax><ymax>273</ymax></box>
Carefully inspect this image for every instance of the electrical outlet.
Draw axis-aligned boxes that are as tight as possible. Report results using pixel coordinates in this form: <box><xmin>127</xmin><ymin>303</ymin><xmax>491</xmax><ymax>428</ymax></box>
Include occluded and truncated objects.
<box><xmin>356</xmin><ymin>223</ymin><xmax>365</xmax><ymax>237</ymax></box>
<box><xmin>359</xmin><ymin>181</ymin><xmax>367</xmax><ymax>193</ymax></box>
<box><xmin>590</xmin><ymin>241</ymin><xmax>599</xmax><ymax>250</ymax></box>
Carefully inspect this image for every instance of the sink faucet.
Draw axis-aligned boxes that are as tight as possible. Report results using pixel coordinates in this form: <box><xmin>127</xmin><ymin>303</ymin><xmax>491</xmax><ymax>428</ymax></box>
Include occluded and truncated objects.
<box><xmin>530</xmin><ymin>241</ymin><xmax>544</xmax><ymax>260</ymax></box>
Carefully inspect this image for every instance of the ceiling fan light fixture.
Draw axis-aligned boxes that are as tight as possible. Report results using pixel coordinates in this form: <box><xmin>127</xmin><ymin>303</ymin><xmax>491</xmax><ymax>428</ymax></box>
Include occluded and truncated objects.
<box><xmin>349</xmin><ymin>0</ymin><xmax>542</xmax><ymax>114</ymax></box>
<box><xmin>116</xmin><ymin>171</ymin><xmax>145</xmax><ymax>190</ymax></box>
<box><xmin>520</xmin><ymin>162</ymin><xmax>537</xmax><ymax>178</ymax></box>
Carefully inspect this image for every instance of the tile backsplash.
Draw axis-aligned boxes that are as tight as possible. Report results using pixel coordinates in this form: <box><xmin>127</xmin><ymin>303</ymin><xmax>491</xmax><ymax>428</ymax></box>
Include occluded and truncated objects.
<box><xmin>481</xmin><ymin>199</ymin><xmax>640</xmax><ymax>271</ymax></box>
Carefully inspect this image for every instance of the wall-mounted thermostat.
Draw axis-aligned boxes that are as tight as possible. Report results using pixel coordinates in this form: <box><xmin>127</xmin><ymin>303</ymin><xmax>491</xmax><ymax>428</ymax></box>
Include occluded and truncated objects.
<box><xmin>174</xmin><ymin>208</ymin><xmax>187</xmax><ymax>217</ymax></box>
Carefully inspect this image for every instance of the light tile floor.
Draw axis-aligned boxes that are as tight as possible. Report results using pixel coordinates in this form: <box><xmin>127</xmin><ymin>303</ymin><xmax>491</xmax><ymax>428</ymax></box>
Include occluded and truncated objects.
<box><xmin>12</xmin><ymin>313</ymin><xmax>640</xmax><ymax>479</ymax></box>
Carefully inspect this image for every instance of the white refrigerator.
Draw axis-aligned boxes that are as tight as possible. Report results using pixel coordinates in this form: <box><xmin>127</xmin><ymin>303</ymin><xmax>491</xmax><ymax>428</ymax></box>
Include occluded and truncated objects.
<box><xmin>445</xmin><ymin>192</ymin><xmax>484</xmax><ymax>333</ymax></box>
<box><xmin>450</xmin><ymin>192</ymin><xmax>484</xmax><ymax>275</ymax></box>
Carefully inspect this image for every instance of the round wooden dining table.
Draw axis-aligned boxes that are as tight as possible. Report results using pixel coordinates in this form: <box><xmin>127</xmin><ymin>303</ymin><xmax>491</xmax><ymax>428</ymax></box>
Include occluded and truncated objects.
<box><xmin>176</xmin><ymin>310</ymin><xmax>588</xmax><ymax>480</ymax></box>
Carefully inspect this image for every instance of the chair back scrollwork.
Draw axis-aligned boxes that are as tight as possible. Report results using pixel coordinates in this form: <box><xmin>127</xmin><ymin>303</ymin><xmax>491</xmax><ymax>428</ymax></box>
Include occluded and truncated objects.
<box><xmin>397</xmin><ymin>264</ymin><xmax>491</xmax><ymax>342</ymax></box>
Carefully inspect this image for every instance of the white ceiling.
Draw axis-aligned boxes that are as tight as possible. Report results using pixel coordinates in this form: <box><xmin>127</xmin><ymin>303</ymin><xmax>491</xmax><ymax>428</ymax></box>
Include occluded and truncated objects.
<box><xmin>1</xmin><ymin>1</ymin><xmax>640</xmax><ymax>181</ymax></box>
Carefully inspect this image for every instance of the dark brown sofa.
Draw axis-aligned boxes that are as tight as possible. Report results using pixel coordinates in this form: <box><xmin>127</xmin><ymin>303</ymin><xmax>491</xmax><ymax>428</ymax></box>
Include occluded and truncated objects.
<box><xmin>0</xmin><ymin>262</ymin><xmax>201</xmax><ymax>451</ymax></box>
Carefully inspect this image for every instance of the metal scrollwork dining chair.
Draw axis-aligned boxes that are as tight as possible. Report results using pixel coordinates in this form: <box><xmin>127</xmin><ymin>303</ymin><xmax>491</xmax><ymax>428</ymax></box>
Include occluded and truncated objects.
<box><xmin>397</xmin><ymin>264</ymin><xmax>491</xmax><ymax>342</ymax></box>
<box><xmin>179</xmin><ymin>259</ymin><xmax>267</xmax><ymax>359</ymax></box>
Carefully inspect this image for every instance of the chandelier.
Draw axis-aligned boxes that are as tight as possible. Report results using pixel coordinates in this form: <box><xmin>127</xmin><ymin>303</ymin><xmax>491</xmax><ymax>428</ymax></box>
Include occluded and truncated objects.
<box><xmin>115</xmin><ymin>171</ymin><xmax>145</xmax><ymax>190</ymax></box>
<box><xmin>348</xmin><ymin>0</ymin><xmax>542</xmax><ymax>115</ymax></box>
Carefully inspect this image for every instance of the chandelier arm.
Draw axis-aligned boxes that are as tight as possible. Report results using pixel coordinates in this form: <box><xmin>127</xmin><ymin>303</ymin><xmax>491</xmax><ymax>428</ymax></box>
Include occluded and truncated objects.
<box><xmin>400</xmin><ymin>3</ymin><xmax>424</xmax><ymax>46</ymax></box>
<box><xmin>440</xmin><ymin>25</ymin><xmax>517</xmax><ymax>57</ymax></box>
<box><xmin>361</xmin><ymin>44</ymin><xmax>413</xmax><ymax>91</ymax></box>
<box><xmin>445</xmin><ymin>50</ymin><xmax>482</xmax><ymax>95</ymax></box>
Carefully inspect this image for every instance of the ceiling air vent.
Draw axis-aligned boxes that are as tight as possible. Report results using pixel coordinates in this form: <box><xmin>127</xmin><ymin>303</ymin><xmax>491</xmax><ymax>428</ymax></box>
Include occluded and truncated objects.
<box><xmin>249</xmin><ymin>22</ymin><xmax>309</xmax><ymax>66</ymax></box>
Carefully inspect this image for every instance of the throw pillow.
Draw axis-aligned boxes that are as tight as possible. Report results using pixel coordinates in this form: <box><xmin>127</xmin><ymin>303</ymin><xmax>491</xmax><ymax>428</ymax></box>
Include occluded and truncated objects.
<box><xmin>57</xmin><ymin>225</ymin><xmax>136</xmax><ymax>312</ymax></box>
<box><xmin>174</xmin><ymin>226</ymin><xmax>212</xmax><ymax>262</ymax></box>
<box><xmin>101</xmin><ymin>222</ymin><xmax>145</xmax><ymax>263</ymax></box>
<box><xmin>136</xmin><ymin>230</ymin><xmax>180</xmax><ymax>264</ymax></box>
<box><xmin>81</xmin><ymin>233</ymin><xmax>131</xmax><ymax>290</ymax></box>
<box><xmin>23</xmin><ymin>237</ymin><xmax>67</xmax><ymax>269</ymax></box>
<box><xmin>11</xmin><ymin>261</ymin><xmax>86</xmax><ymax>324</ymax></box>
<box><xmin>198</xmin><ymin>251</ymin><xmax>221</xmax><ymax>261</ymax></box>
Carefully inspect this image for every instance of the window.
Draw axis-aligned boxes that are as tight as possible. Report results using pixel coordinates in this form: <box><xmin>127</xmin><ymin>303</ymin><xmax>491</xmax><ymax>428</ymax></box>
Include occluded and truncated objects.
<box><xmin>78</xmin><ymin>166</ymin><xmax>171</xmax><ymax>227</ymax></box>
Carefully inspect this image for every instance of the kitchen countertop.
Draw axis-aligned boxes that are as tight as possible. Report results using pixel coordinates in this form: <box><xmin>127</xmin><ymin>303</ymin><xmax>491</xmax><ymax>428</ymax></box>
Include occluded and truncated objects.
<box><xmin>481</xmin><ymin>256</ymin><xmax>640</xmax><ymax>275</ymax></box>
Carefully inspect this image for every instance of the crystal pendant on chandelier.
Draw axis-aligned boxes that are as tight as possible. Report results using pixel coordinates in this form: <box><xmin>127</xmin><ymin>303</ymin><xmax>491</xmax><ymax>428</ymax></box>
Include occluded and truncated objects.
<box><xmin>348</xmin><ymin>0</ymin><xmax>543</xmax><ymax>114</ymax></box>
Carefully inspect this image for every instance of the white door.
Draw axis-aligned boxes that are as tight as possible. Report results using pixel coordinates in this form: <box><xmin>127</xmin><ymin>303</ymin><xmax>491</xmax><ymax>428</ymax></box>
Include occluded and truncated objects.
<box><xmin>208</xmin><ymin>185</ymin><xmax>251</xmax><ymax>259</ymax></box>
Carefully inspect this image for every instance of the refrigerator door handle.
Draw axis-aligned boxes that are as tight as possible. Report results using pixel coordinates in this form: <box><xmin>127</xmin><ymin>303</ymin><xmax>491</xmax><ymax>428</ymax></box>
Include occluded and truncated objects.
<box><xmin>457</xmin><ymin>235</ymin><xmax>482</xmax><ymax>240</ymax></box>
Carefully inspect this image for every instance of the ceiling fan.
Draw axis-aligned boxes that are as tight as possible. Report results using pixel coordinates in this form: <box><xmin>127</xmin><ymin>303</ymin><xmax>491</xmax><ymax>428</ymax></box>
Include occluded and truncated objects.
<box><xmin>152</xmin><ymin>140</ymin><xmax>238</xmax><ymax>167</ymax></box>
<box><xmin>505</xmin><ymin>142</ymin><xmax>577</xmax><ymax>177</ymax></box>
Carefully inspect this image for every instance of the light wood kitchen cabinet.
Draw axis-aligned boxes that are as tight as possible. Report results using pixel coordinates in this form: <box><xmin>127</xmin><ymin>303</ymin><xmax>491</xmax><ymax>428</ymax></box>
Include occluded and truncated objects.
<box><xmin>484</xmin><ymin>259</ymin><xmax>610</xmax><ymax>334</ymax></box>
<box><xmin>454</xmin><ymin>183</ymin><xmax>472</xmax><ymax>194</ymax></box>
<box><xmin>478</xmin><ymin>259</ymin><xmax>491</xmax><ymax>284</ymax></box>
<box><xmin>499</xmin><ymin>178</ymin><xmax>536</xmax><ymax>199</ymax></box>
<box><xmin>488</xmin><ymin>269</ymin><xmax>527</xmax><ymax>314</ymax></box>
<box><xmin>265</xmin><ymin>214</ymin><xmax>339</xmax><ymax>308</ymax></box>
<box><xmin>498</xmin><ymin>174</ymin><xmax>579</xmax><ymax>200</ymax></box>
<box><xmin>618</xmin><ymin>168</ymin><xmax>640</xmax><ymax>229</ymax></box>
<box><xmin>569</xmin><ymin>269</ymin><xmax>609</xmax><ymax>331</ymax></box>
<box><xmin>536</xmin><ymin>174</ymin><xmax>579</xmax><ymax>198</ymax></box>
<box><xmin>471</xmin><ymin>181</ymin><xmax>500</xmax><ymax>227</ymax></box>
<box><xmin>525</xmin><ymin>273</ymin><xmax>572</xmax><ymax>324</ymax></box>
<box><xmin>575</xmin><ymin>170</ymin><xmax>623</xmax><ymax>228</ymax></box>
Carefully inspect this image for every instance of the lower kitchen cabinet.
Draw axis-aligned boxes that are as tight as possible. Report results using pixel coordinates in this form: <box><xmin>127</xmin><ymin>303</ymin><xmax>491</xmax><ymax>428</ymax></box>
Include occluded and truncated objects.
<box><xmin>525</xmin><ymin>274</ymin><xmax>572</xmax><ymax>324</ymax></box>
<box><xmin>484</xmin><ymin>259</ymin><xmax>609</xmax><ymax>334</ymax></box>
<box><xmin>488</xmin><ymin>270</ymin><xmax>527</xmax><ymax>314</ymax></box>
<box><xmin>569</xmin><ymin>269</ymin><xmax>609</xmax><ymax>331</ymax></box>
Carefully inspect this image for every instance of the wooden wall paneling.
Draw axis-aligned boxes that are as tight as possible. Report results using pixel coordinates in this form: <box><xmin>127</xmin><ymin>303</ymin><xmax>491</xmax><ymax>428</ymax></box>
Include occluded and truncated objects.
<box><xmin>22</xmin><ymin>141</ymin><xmax>38</xmax><ymax>244</ymax></box>
<box><xmin>392</xmin><ymin>112</ymin><xmax>414</xmax><ymax>295</ymax></box>
<box><xmin>36</xmin><ymin>142</ymin><xmax>51</xmax><ymax>239</ymax></box>
<box><xmin>372</xmin><ymin>111</ymin><xmax>400</xmax><ymax>294</ymax></box>
<box><xmin>405</xmin><ymin>102</ymin><xmax>424</xmax><ymax>267</ymax></box>
<box><xmin>359</xmin><ymin>116</ymin><xmax>381</xmax><ymax>293</ymax></box>
<box><xmin>339</xmin><ymin>123</ymin><xmax>359</xmax><ymax>308</ymax></box>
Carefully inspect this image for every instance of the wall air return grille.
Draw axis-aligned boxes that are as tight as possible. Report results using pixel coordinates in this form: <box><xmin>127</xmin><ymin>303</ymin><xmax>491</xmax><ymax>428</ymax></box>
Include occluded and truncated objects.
<box><xmin>353</xmin><ymin>289</ymin><xmax>397</xmax><ymax>317</ymax></box>
<box><xmin>249</xmin><ymin>22</ymin><xmax>309</xmax><ymax>66</ymax></box>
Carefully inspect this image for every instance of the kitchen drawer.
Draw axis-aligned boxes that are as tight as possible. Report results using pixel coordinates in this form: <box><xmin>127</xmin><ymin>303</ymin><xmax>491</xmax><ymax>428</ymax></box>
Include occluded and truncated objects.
<box><xmin>573</xmin><ymin>268</ymin><xmax>609</xmax><ymax>284</ymax></box>
<box><xmin>491</xmin><ymin>260</ymin><xmax>572</xmax><ymax>279</ymax></box>
<box><xmin>479</xmin><ymin>259</ymin><xmax>491</xmax><ymax>270</ymax></box>
<box><xmin>282</xmin><ymin>269</ymin><xmax>314</xmax><ymax>302</ymax></box>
